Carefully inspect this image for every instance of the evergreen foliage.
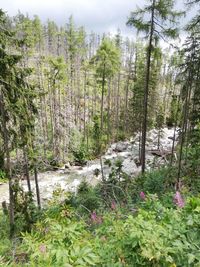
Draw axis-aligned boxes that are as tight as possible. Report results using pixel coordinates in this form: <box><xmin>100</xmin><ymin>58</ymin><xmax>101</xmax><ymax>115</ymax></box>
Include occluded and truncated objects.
<box><xmin>1</xmin><ymin>2</ymin><xmax>200</xmax><ymax>266</ymax></box>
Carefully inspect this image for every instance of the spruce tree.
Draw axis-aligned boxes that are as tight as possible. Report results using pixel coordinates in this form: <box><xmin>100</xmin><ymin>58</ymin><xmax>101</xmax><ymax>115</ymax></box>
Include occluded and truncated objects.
<box><xmin>91</xmin><ymin>38</ymin><xmax>120</xmax><ymax>137</ymax></box>
<box><xmin>0</xmin><ymin>9</ymin><xmax>38</xmax><ymax>237</ymax></box>
<box><xmin>127</xmin><ymin>0</ymin><xmax>183</xmax><ymax>173</ymax></box>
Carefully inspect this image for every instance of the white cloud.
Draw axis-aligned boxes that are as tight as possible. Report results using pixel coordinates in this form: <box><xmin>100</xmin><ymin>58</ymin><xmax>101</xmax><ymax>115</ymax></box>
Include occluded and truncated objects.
<box><xmin>0</xmin><ymin>0</ymin><xmax>196</xmax><ymax>37</ymax></box>
<box><xmin>0</xmin><ymin>0</ymin><xmax>137</xmax><ymax>35</ymax></box>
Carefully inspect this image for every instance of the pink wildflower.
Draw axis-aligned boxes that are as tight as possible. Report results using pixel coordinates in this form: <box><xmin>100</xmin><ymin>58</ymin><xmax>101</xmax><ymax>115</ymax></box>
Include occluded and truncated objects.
<box><xmin>39</xmin><ymin>244</ymin><xmax>46</xmax><ymax>254</ymax></box>
<box><xmin>140</xmin><ymin>191</ymin><xmax>146</xmax><ymax>200</ymax></box>
<box><xmin>91</xmin><ymin>211</ymin><xmax>103</xmax><ymax>224</ymax></box>
<box><xmin>91</xmin><ymin>211</ymin><xmax>97</xmax><ymax>222</ymax></box>
<box><xmin>111</xmin><ymin>200</ymin><xmax>117</xmax><ymax>210</ymax></box>
<box><xmin>174</xmin><ymin>191</ymin><xmax>185</xmax><ymax>208</ymax></box>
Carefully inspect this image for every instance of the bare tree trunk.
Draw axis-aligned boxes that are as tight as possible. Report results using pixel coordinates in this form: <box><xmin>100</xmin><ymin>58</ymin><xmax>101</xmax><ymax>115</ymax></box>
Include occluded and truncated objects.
<box><xmin>48</xmin><ymin>78</ymin><xmax>54</xmax><ymax>153</ymax></box>
<box><xmin>100</xmin><ymin>156</ymin><xmax>105</xmax><ymax>182</ymax></box>
<box><xmin>139</xmin><ymin>123</ymin><xmax>142</xmax><ymax>163</ymax></box>
<box><xmin>83</xmin><ymin>70</ymin><xmax>87</xmax><ymax>141</ymax></box>
<box><xmin>141</xmin><ymin>0</ymin><xmax>155</xmax><ymax>173</ymax></box>
<box><xmin>124</xmin><ymin>76</ymin><xmax>130</xmax><ymax>132</ymax></box>
<box><xmin>34</xmin><ymin>167</ymin><xmax>41</xmax><ymax>209</ymax></box>
<box><xmin>124</xmin><ymin>47</ymin><xmax>134</xmax><ymax>133</ymax></box>
<box><xmin>177</xmin><ymin>81</ymin><xmax>192</xmax><ymax>190</ymax></box>
<box><xmin>100</xmin><ymin>63</ymin><xmax>106</xmax><ymax>132</ymax></box>
<box><xmin>157</xmin><ymin>129</ymin><xmax>161</xmax><ymax>150</ymax></box>
<box><xmin>37</xmin><ymin>60</ymin><xmax>47</xmax><ymax>159</ymax></box>
<box><xmin>107</xmin><ymin>79</ymin><xmax>111</xmax><ymax>144</ymax></box>
<box><xmin>171</xmin><ymin>95</ymin><xmax>180</xmax><ymax>165</ymax></box>
<box><xmin>116</xmin><ymin>73</ymin><xmax>121</xmax><ymax>137</ymax></box>
<box><xmin>23</xmin><ymin>148</ymin><xmax>31</xmax><ymax>192</ymax></box>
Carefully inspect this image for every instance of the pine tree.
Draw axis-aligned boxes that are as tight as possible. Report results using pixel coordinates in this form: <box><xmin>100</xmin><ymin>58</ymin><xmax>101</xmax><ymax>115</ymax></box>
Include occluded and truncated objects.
<box><xmin>127</xmin><ymin>0</ymin><xmax>183</xmax><ymax>173</ymax></box>
<box><xmin>91</xmin><ymin>38</ymin><xmax>120</xmax><ymax>138</ymax></box>
<box><xmin>0</xmin><ymin>9</ymin><xmax>39</xmax><ymax>237</ymax></box>
<box><xmin>176</xmin><ymin>21</ymin><xmax>200</xmax><ymax>188</ymax></box>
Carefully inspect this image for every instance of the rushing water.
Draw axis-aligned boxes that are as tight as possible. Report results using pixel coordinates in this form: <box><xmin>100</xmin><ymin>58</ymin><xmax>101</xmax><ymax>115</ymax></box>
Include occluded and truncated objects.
<box><xmin>0</xmin><ymin>127</ymin><xmax>178</xmax><ymax>204</ymax></box>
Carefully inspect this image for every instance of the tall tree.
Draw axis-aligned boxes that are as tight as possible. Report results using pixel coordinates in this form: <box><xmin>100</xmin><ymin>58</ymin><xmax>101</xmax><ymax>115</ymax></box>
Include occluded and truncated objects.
<box><xmin>127</xmin><ymin>0</ymin><xmax>183</xmax><ymax>173</ymax></box>
<box><xmin>176</xmin><ymin>12</ymin><xmax>200</xmax><ymax>188</ymax></box>
<box><xmin>91</xmin><ymin>39</ymin><xmax>120</xmax><ymax>137</ymax></box>
<box><xmin>0</xmin><ymin>9</ymin><xmax>39</xmax><ymax>237</ymax></box>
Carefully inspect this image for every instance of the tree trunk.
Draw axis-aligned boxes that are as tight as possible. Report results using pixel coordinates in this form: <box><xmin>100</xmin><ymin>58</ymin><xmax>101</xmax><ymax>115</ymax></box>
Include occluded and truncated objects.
<box><xmin>34</xmin><ymin>167</ymin><xmax>41</xmax><ymax>209</ymax></box>
<box><xmin>116</xmin><ymin>72</ymin><xmax>121</xmax><ymax>137</ymax></box>
<box><xmin>170</xmin><ymin>95</ymin><xmax>180</xmax><ymax>165</ymax></box>
<box><xmin>124</xmin><ymin>75</ymin><xmax>130</xmax><ymax>132</ymax></box>
<box><xmin>83</xmin><ymin>70</ymin><xmax>87</xmax><ymax>141</ymax></box>
<box><xmin>107</xmin><ymin>79</ymin><xmax>111</xmax><ymax>144</ymax></box>
<box><xmin>141</xmin><ymin>0</ymin><xmax>155</xmax><ymax>173</ymax></box>
<box><xmin>177</xmin><ymin>79</ymin><xmax>192</xmax><ymax>190</ymax></box>
<box><xmin>100</xmin><ymin>63</ymin><xmax>106</xmax><ymax>132</ymax></box>
<box><xmin>0</xmin><ymin>91</ymin><xmax>15</xmax><ymax>238</ymax></box>
<box><xmin>23</xmin><ymin>148</ymin><xmax>31</xmax><ymax>192</ymax></box>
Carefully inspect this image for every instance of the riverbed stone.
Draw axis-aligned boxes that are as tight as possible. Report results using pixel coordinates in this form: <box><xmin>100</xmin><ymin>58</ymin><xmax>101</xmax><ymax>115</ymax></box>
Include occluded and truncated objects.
<box><xmin>0</xmin><ymin>127</ymin><xmax>179</xmax><ymax>205</ymax></box>
<box><xmin>122</xmin><ymin>158</ymin><xmax>137</xmax><ymax>175</ymax></box>
<box><xmin>114</xmin><ymin>141</ymin><xmax>129</xmax><ymax>152</ymax></box>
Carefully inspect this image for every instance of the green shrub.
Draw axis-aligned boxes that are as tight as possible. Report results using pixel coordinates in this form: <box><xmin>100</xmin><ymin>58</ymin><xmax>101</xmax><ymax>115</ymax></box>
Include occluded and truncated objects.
<box><xmin>93</xmin><ymin>195</ymin><xmax>200</xmax><ymax>266</ymax></box>
<box><xmin>73</xmin><ymin>181</ymin><xmax>101</xmax><ymax>213</ymax></box>
<box><xmin>72</xmin><ymin>143</ymin><xmax>88</xmax><ymax>166</ymax></box>
<box><xmin>19</xmin><ymin>204</ymin><xmax>99</xmax><ymax>267</ymax></box>
<box><xmin>133</xmin><ymin>167</ymin><xmax>176</xmax><ymax>198</ymax></box>
<box><xmin>0</xmin><ymin>170</ymin><xmax>7</xmax><ymax>183</ymax></box>
<box><xmin>4</xmin><ymin>193</ymin><xmax>200</xmax><ymax>266</ymax></box>
<box><xmin>116</xmin><ymin>131</ymin><xmax>126</xmax><ymax>141</ymax></box>
<box><xmin>0</xmin><ymin>213</ymin><xmax>11</xmax><ymax>263</ymax></box>
<box><xmin>12</xmin><ymin>181</ymin><xmax>40</xmax><ymax>234</ymax></box>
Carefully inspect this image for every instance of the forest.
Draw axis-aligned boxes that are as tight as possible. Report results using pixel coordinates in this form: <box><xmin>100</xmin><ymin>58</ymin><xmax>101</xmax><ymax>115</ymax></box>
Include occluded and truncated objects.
<box><xmin>0</xmin><ymin>0</ymin><xmax>200</xmax><ymax>266</ymax></box>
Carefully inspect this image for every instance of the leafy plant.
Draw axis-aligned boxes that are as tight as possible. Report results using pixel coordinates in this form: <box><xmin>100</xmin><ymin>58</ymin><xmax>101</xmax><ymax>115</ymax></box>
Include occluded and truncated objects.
<box><xmin>0</xmin><ymin>170</ymin><xmax>7</xmax><ymax>183</ymax></box>
<box><xmin>72</xmin><ymin>143</ymin><xmax>88</xmax><ymax>166</ymax></box>
<box><xmin>19</xmin><ymin>204</ymin><xmax>99</xmax><ymax>267</ymax></box>
<box><xmin>74</xmin><ymin>181</ymin><xmax>101</xmax><ymax>213</ymax></box>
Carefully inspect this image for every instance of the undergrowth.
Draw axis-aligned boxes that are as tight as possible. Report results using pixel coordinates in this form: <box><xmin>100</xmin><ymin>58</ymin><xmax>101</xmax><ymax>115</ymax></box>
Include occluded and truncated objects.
<box><xmin>1</xmin><ymin>166</ymin><xmax>200</xmax><ymax>266</ymax></box>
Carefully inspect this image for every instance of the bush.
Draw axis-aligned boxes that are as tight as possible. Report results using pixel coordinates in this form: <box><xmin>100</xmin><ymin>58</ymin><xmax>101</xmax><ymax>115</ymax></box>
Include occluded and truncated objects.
<box><xmin>4</xmin><ymin>191</ymin><xmax>200</xmax><ymax>266</ymax></box>
<box><xmin>18</xmin><ymin>204</ymin><xmax>99</xmax><ymax>267</ymax></box>
<box><xmin>72</xmin><ymin>143</ymin><xmax>88</xmax><ymax>166</ymax></box>
<box><xmin>74</xmin><ymin>181</ymin><xmax>101</xmax><ymax>213</ymax></box>
<box><xmin>116</xmin><ymin>131</ymin><xmax>126</xmax><ymax>141</ymax></box>
<box><xmin>0</xmin><ymin>170</ymin><xmax>7</xmax><ymax>183</ymax></box>
<box><xmin>12</xmin><ymin>181</ymin><xmax>40</xmax><ymax>234</ymax></box>
<box><xmin>133</xmin><ymin>167</ymin><xmax>176</xmax><ymax>198</ymax></box>
<box><xmin>0</xmin><ymin>212</ymin><xmax>11</xmax><ymax>264</ymax></box>
<box><xmin>12</xmin><ymin>195</ymin><xmax>200</xmax><ymax>267</ymax></box>
<box><xmin>94</xmin><ymin>195</ymin><xmax>200</xmax><ymax>266</ymax></box>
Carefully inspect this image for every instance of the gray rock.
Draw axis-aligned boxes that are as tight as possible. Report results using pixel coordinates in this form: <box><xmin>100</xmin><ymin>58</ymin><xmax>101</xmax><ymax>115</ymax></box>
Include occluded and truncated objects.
<box><xmin>114</xmin><ymin>141</ymin><xmax>129</xmax><ymax>152</ymax></box>
<box><xmin>106</xmin><ymin>148</ymin><xmax>113</xmax><ymax>155</ymax></box>
<box><xmin>117</xmin><ymin>151</ymin><xmax>132</xmax><ymax>159</ymax></box>
<box><xmin>65</xmin><ymin>162</ymin><xmax>71</xmax><ymax>169</ymax></box>
<box><xmin>127</xmin><ymin>145</ymin><xmax>133</xmax><ymax>151</ymax></box>
<box><xmin>0</xmin><ymin>127</ymin><xmax>180</xmax><ymax>205</ymax></box>
<box><xmin>122</xmin><ymin>158</ymin><xmax>137</xmax><ymax>175</ymax></box>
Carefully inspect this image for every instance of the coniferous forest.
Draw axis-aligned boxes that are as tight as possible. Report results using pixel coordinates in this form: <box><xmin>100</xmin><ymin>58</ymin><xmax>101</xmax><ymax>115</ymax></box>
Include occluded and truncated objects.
<box><xmin>1</xmin><ymin>0</ymin><xmax>200</xmax><ymax>266</ymax></box>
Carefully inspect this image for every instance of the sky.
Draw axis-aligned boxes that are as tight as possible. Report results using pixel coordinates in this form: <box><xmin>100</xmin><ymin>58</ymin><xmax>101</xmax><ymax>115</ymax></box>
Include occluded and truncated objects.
<box><xmin>0</xmin><ymin>0</ymin><xmax>196</xmax><ymax>38</ymax></box>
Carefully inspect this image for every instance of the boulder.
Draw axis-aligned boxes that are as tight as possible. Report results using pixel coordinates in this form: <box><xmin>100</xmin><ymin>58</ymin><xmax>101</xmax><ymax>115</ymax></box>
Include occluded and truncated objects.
<box><xmin>122</xmin><ymin>158</ymin><xmax>138</xmax><ymax>175</ymax></box>
<box><xmin>106</xmin><ymin>148</ymin><xmax>113</xmax><ymax>155</ymax></box>
<box><xmin>65</xmin><ymin>162</ymin><xmax>71</xmax><ymax>169</ymax></box>
<box><xmin>117</xmin><ymin>151</ymin><xmax>131</xmax><ymax>159</ymax></box>
<box><xmin>134</xmin><ymin>157</ymin><xmax>141</xmax><ymax>167</ymax></box>
<box><xmin>110</xmin><ymin>143</ymin><xmax>117</xmax><ymax>151</ymax></box>
<box><xmin>114</xmin><ymin>141</ymin><xmax>129</xmax><ymax>152</ymax></box>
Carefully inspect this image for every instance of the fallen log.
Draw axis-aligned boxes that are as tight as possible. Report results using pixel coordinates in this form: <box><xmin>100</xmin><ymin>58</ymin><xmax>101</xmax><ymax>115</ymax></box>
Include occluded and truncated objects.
<box><xmin>149</xmin><ymin>149</ymin><xmax>172</xmax><ymax>157</ymax></box>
